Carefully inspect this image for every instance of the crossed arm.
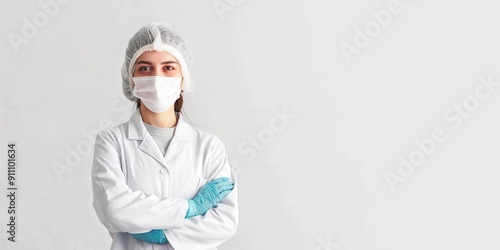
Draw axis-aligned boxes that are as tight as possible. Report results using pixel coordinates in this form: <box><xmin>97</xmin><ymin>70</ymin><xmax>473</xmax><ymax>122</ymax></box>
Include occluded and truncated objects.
<box><xmin>92</xmin><ymin>131</ymin><xmax>238</xmax><ymax>248</ymax></box>
<box><xmin>130</xmin><ymin>177</ymin><xmax>234</xmax><ymax>244</ymax></box>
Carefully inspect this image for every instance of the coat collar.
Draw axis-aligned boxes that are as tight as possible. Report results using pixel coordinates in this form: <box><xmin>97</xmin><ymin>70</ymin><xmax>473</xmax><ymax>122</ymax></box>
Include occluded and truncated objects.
<box><xmin>127</xmin><ymin>108</ymin><xmax>197</xmax><ymax>141</ymax></box>
<box><xmin>126</xmin><ymin>109</ymin><xmax>197</xmax><ymax>169</ymax></box>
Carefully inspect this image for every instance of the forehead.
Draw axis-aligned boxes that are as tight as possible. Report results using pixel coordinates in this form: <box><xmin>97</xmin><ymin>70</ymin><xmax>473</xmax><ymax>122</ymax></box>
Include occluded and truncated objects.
<box><xmin>136</xmin><ymin>50</ymin><xmax>178</xmax><ymax>63</ymax></box>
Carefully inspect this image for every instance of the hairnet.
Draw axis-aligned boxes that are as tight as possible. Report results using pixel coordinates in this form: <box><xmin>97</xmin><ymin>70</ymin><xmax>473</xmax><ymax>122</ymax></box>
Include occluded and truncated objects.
<box><xmin>121</xmin><ymin>22</ymin><xmax>195</xmax><ymax>101</ymax></box>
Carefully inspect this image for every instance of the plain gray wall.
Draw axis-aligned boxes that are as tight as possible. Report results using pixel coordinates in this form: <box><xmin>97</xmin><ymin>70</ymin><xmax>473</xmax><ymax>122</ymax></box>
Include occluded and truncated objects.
<box><xmin>1</xmin><ymin>0</ymin><xmax>499</xmax><ymax>249</ymax></box>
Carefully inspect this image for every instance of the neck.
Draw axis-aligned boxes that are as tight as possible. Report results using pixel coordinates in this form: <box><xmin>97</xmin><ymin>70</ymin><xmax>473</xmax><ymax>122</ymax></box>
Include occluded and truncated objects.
<box><xmin>139</xmin><ymin>104</ymin><xmax>178</xmax><ymax>128</ymax></box>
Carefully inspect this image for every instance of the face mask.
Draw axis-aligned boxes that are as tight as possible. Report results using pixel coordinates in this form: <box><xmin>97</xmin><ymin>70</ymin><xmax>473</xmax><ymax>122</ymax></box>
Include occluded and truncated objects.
<box><xmin>132</xmin><ymin>76</ymin><xmax>182</xmax><ymax>113</ymax></box>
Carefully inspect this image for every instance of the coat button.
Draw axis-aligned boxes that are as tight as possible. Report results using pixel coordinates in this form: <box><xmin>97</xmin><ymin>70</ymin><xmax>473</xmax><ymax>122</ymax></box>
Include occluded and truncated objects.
<box><xmin>160</xmin><ymin>168</ymin><xmax>168</xmax><ymax>175</ymax></box>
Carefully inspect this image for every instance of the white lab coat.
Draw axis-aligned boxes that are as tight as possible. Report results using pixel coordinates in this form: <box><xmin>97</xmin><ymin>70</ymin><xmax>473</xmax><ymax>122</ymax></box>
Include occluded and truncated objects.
<box><xmin>91</xmin><ymin>109</ymin><xmax>238</xmax><ymax>250</ymax></box>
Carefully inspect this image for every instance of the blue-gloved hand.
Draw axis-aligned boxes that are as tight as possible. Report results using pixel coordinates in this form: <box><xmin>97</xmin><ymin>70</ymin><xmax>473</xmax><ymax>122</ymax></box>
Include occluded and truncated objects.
<box><xmin>131</xmin><ymin>229</ymin><xmax>168</xmax><ymax>244</ymax></box>
<box><xmin>185</xmin><ymin>177</ymin><xmax>234</xmax><ymax>218</ymax></box>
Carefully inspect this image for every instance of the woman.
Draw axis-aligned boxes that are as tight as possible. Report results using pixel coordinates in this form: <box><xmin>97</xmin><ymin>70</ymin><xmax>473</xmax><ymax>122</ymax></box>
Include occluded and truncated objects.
<box><xmin>91</xmin><ymin>22</ymin><xmax>239</xmax><ymax>250</ymax></box>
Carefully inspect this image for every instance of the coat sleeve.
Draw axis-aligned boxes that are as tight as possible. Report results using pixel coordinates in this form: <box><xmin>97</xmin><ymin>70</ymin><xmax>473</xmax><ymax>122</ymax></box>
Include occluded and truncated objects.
<box><xmin>91</xmin><ymin>130</ymin><xmax>189</xmax><ymax>234</ymax></box>
<box><xmin>164</xmin><ymin>139</ymin><xmax>239</xmax><ymax>250</ymax></box>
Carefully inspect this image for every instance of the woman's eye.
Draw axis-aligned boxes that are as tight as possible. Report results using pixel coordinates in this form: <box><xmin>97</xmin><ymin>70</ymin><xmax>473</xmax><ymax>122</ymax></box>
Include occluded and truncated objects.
<box><xmin>164</xmin><ymin>66</ymin><xmax>175</xmax><ymax>71</ymax></box>
<box><xmin>138</xmin><ymin>66</ymin><xmax>150</xmax><ymax>71</ymax></box>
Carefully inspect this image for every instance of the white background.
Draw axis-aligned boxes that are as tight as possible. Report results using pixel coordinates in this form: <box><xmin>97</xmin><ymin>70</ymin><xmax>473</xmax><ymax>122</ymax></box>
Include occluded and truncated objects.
<box><xmin>1</xmin><ymin>0</ymin><xmax>499</xmax><ymax>249</ymax></box>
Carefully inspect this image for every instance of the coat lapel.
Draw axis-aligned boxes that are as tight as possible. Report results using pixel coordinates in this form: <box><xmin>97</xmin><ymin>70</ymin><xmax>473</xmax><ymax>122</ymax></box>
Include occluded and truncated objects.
<box><xmin>139</xmin><ymin>134</ymin><xmax>169</xmax><ymax>169</ymax></box>
<box><xmin>164</xmin><ymin>113</ymin><xmax>196</xmax><ymax>163</ymax></box>
<box><xmin>127</xmin><ymin>109</ymin><xmax>197</xmax><ymax>169</ymax></box>
<box><xmin>127</xmin><ymin>109</ymin><xmax>168</xmax><ymax>169</ymax></box>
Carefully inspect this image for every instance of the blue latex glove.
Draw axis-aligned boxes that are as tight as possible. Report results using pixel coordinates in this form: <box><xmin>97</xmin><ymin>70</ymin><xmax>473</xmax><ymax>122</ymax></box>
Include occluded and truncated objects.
<box><xmin>185</xmin><ymin>177</ymin><xmax>234</xmax><ymax>218</ymax></box>
<box><xmin>131</xmin><ymin>229</ymin><xmax>168</xmax><ymax>244</ymax></box>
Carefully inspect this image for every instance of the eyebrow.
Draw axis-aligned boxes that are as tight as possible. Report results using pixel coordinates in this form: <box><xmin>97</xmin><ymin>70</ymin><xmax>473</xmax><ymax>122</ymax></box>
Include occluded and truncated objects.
<box><xmin>136</xmin><ymin>61</ymin><xmax>178</xmax><ymax>65</ymax></box>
